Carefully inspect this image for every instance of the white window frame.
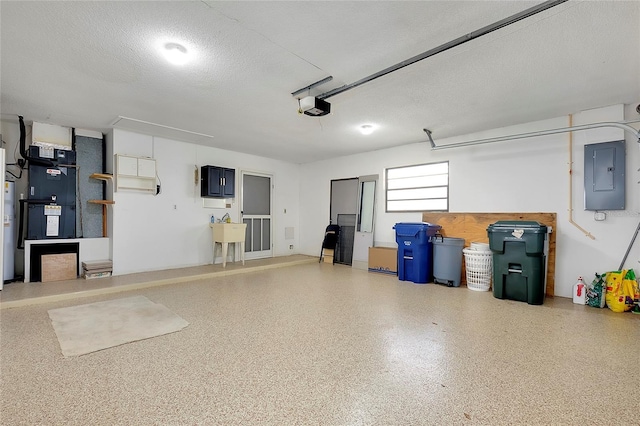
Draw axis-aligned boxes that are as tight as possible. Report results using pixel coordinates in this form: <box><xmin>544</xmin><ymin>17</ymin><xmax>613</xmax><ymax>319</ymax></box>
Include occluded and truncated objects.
<box><xmin>385</xmin><ymin>161</ymin><xmax>449</xmax><ymax>212</ymax></box>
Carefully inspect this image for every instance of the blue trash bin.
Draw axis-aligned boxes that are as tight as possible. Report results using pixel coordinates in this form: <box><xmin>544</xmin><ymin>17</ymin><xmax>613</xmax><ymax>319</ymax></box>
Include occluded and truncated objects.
<box><xmin>393</xmin><ymin>222</ymin><xmax>442</xmax><ymax>284</ymax></box>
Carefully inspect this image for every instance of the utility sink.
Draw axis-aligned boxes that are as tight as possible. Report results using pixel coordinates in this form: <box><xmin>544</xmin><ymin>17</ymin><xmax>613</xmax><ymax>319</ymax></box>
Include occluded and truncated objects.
<box><xmin>210</xmin><ymin>223</ymin><xmax>247</xmax><ymax>242</ymax></box>
<box><xmin>209</xmin><ymin>223</ymin><xmax>247</xmax><ymax>267</ymax></box>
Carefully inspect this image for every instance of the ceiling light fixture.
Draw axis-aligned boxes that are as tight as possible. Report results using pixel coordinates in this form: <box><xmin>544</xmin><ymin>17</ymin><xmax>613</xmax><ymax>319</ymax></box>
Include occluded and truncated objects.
<box><xmin>359</xmin><ymin>124</ymin><xmax>376</xmax><ymax>135</ymax></box>
<box><xmin>162</xmin><ymin>42</ymin><xmax>190</xmax><ymax>65</ymax></box>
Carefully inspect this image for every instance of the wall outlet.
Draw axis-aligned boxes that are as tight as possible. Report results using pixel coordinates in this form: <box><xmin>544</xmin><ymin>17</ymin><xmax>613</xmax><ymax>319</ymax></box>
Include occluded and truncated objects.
<box><xmin>289</xmin><ymin>244</ymin><xmax>293</xmax><ymax>250</ymax></box>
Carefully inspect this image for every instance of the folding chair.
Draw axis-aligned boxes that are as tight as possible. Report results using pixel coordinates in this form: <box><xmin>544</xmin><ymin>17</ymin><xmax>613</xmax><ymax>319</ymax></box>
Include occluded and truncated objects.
<box><xmin>319</xmin><ymin>224</ymin><xmax>340</xmax><ymax>263</ymax></box>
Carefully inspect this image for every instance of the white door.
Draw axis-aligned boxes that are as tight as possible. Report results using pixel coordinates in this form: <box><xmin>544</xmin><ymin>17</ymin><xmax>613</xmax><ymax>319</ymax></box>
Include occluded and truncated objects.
<box><xmin>241</xmin><ymin>172</ymin><xmax>272</xmax><ymax>259</ymax></box>
<box><xmin>352</xmin><ymin>175</ymin><xmax>377</xmax><ymax>270</ymax></box>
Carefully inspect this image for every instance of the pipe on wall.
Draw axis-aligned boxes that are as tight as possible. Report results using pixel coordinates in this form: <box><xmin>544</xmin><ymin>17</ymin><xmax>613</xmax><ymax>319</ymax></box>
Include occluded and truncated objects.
<box><xmin>428</xmin><ymin>122</ymin><xmax>640</xmax><ymax>150</ymax></box>
<box><xmin>567</xmin><ymin>114</ymin><xmax>595</xmax><ymax>240</ymax></box>
<box><xmin>425</xmin><ymin>118</ymin><xmax>640</xmax><ymax>241</ymax></box>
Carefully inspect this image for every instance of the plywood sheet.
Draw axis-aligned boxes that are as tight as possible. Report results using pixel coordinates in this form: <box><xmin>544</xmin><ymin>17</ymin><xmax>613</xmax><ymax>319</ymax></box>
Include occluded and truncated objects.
<box><xmin>422</xmin><ymin>212</ymin><xmax>556</xmax><ymax>296</ymax></box>
<box><xmin>42</xmin><ymin>253</ymin><xmax>78</xmax><ymax>282</ymax></box>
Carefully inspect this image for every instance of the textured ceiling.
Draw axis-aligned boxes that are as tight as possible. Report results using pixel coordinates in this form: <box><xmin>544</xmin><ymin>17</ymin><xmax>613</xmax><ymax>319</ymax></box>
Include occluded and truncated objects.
<box><xmin>1</xmin><ymin>1</ymin><xmax>639</xmax><ymax>163</ymax></box>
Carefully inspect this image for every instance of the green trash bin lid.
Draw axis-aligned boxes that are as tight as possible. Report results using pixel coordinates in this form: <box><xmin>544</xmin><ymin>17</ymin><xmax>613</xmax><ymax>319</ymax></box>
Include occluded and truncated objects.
<box><xmin>487</xmin><ymin>221</ymin><xmax>547</xmax><ymax>233</ymax></box>
<box><xmin>487</xmin><ymin>220</ymin><xmax>548</xmax><ymax>254</ymax></box>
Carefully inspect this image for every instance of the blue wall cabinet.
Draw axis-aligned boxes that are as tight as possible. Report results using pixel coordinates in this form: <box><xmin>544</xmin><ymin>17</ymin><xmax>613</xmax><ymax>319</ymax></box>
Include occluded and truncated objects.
<box><xmin>201</xmin><ymin>166</ymin><xmax>235</xmax><ymax>198</ymax></box>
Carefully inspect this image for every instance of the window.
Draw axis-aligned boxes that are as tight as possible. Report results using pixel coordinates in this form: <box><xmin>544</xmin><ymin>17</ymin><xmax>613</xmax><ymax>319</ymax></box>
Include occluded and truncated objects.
<box><xmin>386</xmin><ymin>161</ymin><xmax>449</xmax><ymax>212</ymax></box>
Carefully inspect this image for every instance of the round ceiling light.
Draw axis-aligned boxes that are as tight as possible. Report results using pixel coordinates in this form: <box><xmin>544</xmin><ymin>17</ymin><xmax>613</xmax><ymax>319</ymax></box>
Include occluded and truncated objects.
<box><xmin>359</xmin><ymin>124</ymin><xmax>376</xmax><ymax>135</ymax></box>
<box><xmin>162</xmin><ymin>42</ymin><xmax>190</xmax><ymax>65</ymax></box>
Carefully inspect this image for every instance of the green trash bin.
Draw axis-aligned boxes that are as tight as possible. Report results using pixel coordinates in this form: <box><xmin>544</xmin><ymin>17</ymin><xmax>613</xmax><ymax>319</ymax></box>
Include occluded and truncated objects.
<box><xmin>487</xmin><ymin>221</ymin><xmax>547</xmax><ymax>305</ymax></box>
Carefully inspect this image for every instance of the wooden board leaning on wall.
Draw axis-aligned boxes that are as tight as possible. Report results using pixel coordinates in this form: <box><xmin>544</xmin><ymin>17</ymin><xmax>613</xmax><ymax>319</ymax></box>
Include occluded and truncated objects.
<box><xmin>422</xmin><ymin>212</ymin><xmax>557</xmax><ymax>296</ymax></box>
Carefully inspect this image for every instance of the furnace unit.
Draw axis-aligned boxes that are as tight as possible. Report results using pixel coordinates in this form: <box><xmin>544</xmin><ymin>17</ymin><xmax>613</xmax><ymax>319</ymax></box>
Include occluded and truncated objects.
<box><xmin>26</xmin><ymin>146</ymin><xmax>76</xmax><ymax>240</ymax></box>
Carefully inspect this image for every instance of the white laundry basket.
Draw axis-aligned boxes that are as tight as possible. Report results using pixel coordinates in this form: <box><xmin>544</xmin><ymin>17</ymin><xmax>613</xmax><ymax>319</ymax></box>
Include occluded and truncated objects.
<box><xmin>470</xmin><ymin>242</ymin><xmax>490</xmax><ymax>251</ymax></box>
<box><xmin>463</xmin><ymin>247</ymin><xmax>492</xmax><ymax>291</ymax></box>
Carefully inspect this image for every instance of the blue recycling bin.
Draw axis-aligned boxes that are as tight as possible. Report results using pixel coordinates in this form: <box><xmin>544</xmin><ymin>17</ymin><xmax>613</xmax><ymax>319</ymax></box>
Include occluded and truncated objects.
<box><xmin>394</xmin><ymin>222</ymin><xmax>442</xmax><ymax>284</ymax></box>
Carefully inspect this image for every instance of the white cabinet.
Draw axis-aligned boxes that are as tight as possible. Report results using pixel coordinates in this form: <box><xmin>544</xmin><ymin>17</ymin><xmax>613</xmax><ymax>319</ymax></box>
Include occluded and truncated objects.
<box><xmin>117</xmin><ymin>156</ymin><xmax>138</xmax><ymax>176</ymax></box>
<box><xmin>116</xmin><ymin>154</ymin><xmax>156</xmax><ymax>193</ymax></box>
<box><xmin>137</xmin><ymin>158</ymin><xmax>157</xmax><ymax>178</ymax></box>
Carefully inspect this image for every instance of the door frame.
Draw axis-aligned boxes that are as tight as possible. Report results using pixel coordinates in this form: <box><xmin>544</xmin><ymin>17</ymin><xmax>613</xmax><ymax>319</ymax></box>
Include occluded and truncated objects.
<box><xmin>352</xmin><ymin>174</ymin><xmax>378</xmax><ymax>270</ymax></box>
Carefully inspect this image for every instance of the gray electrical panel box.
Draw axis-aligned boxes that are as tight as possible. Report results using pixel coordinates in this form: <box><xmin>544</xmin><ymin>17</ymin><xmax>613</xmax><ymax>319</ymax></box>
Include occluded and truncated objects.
<box><xmin>584</xmin><ymin>140</ymin><xmax>625</xmax><ymax>210</ymax></box>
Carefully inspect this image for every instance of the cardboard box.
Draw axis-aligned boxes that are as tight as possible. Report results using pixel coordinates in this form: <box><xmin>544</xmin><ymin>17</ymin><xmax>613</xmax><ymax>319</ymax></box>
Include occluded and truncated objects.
<box><xmin>323</xmin><ymin>248</ymin><xmax>334</xmax><ymax>263</ymax></box>
<box><xmin>368</xmin><ymin>247</ymin><xmax>397</xmax><ymax>275</ymax></box>
<box><xmin>41</xmin><ymin>253</ymin><xmax>77</xmax><ymax>282</ymax></box>
<box><xmin>84</xmin><ymin>271</ymin><xmax>112</xmax><ymax>280</ymax></box>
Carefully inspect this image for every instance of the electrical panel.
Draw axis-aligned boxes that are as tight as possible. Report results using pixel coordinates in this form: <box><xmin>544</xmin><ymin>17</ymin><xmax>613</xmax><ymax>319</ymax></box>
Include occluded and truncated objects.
<box><xmin>584</xmin><ymin>140</ymin><xmax>625</xmax><ymax>210</ymax></box>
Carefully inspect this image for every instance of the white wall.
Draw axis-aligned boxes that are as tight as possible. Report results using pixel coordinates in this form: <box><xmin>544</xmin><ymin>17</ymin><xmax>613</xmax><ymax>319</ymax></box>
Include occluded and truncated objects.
<box><xmin>109</xmin><ymin>129</ymin><xmax>300</xmax><ymax>275</ymax></box>
<box><xmin>299</xmin><ymin>104</ymin><xmax>640</xmax><ymax>298</ymax></box>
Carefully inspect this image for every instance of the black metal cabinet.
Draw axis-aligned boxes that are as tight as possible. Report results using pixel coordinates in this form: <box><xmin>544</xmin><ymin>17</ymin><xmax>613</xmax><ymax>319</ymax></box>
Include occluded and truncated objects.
<box><xmin>26</xmin><ymin>147</ymin><xmax>77</xmax><ymax>240</ymax></box>
<box><xmin>201</xmin><ymin>166</ymin><xmax>235</xmax><ymax>198</ymax></box>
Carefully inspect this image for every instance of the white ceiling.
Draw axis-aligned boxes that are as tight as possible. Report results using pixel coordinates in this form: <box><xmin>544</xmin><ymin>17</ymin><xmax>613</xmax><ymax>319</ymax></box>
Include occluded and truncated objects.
<box><xmin>1</xmin><ymin>1</ymin><xmax>639</xmax><ymax>164</ymax></box>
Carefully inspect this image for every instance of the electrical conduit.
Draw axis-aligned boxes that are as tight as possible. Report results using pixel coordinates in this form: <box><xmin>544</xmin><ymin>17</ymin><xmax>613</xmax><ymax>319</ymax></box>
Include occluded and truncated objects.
<box><xmin>568</xmin><ymin>114</ymin><xmax>595</xmax><ymax>240</ymax></box>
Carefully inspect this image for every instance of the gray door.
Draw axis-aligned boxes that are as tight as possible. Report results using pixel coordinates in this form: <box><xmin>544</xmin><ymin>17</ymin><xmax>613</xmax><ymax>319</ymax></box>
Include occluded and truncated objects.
<box><xmin>330</xmin><ymin>178</ymin><xmax>358</xmax><ymax>265</ymax></box>
<box><xmin>241</xmin><ymin>172</ymin><xmax>272</xmax><ymax>259</ymax></box>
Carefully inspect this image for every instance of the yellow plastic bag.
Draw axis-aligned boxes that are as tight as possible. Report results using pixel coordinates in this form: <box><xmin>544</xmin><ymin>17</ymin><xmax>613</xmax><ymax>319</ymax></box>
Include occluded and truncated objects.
<box><xmin>623</xmin><ymin>269</ymin><xmax>640</xmax><ymax>304</ymax></box>
<box><xmin>605</xmin><ymin>269</ymin><xmax>639</xmax><ymax>313</ymax></box>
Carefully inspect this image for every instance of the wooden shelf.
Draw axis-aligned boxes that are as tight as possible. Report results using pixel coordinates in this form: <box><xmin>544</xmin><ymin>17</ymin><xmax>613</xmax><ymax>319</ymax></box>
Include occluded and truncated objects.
<box><xmin>89</xmin><ymin>173</ymin><xmax>113</xmax><ymax>181</ymax></box>
<box><xmin>89</xmin><ymin>174</ymin><xmax>115</xmax><ymax>238</ymax></box>
<box><xmin>88</xmin><ymin>200</ymin><xmax>115</xmax><ymax>205</ymax></box>
<box><xmin>116</xmin><ymin>181</ymin><xmax>156</xmax><ymax>192</ymax></box>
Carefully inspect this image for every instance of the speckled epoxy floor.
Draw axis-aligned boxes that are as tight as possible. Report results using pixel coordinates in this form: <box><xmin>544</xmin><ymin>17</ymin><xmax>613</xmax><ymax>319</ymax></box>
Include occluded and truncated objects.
<box><xmin>1</xmin><ymin>262</ymin><xmax>639</xmax><ymax>425</ymax></box>
<box><xmin>0</xmin><ymin>255</ymin><xmax>316</xmax><ymax>308</ymax></box>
